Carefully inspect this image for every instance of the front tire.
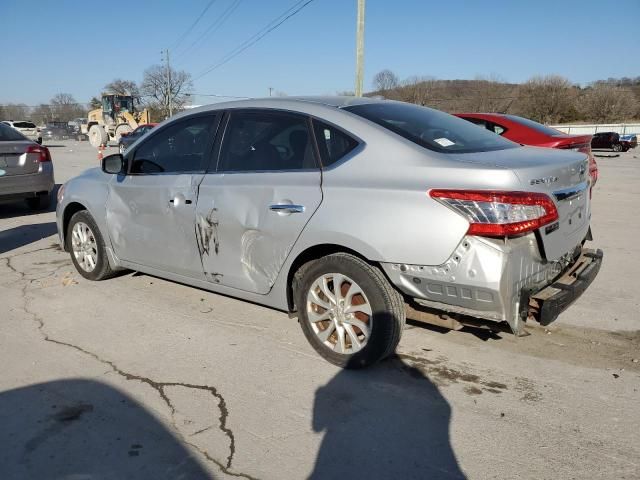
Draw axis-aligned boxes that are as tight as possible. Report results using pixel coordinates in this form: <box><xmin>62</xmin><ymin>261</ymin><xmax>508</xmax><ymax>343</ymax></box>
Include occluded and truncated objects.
<box><xmin>613</xmin><ymin>143</ymin><xmax>622</xmax><ymax>152</ymax></box>
<box><xmin>66</xmin><ymin>210</ymin><xmax>115</xmax><ymax>281</ymax></box>
<box><xmin>295</xmin><ymin>253</ymin><xmax>405</xmax><ymax>369</ymax></box>
<box><xmin>89</xmin><ymin>125</ymin><xmax>108</xmax><ymax>148</ymax></box>
<box><xmin>114</xmin><ymin>124</ymin><xmax>133</xmax><ymax>143</ymax></box>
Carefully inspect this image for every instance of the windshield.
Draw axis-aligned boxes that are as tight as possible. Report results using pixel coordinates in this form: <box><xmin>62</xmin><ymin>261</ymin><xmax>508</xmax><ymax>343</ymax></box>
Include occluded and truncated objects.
<box><xmin>503</xmin><ymin>115</ymin><xmax>564</xmax><ymax>136</ymax></box>
<box><xmin>0</xmin><ymin>123</ymin><xmax>27</xmax><ymax>141</ymax></box>
<box><xmin>344</xmin><ymin>102</ymin><xmax>517</xmax><ymax>153</ymax></box>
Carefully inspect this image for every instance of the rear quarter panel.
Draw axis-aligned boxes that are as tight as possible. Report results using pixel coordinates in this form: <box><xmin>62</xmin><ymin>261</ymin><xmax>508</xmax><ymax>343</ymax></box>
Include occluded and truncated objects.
<box><xmin>295</xmin><ymin>129</ymin><xmax>522</xmax><ymax>267</ymax></box>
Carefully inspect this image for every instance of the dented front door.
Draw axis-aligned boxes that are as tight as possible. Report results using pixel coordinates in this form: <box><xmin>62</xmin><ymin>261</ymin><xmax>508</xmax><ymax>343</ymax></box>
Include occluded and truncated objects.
<box><xmin>195</xmin><ymin>110</ymin><xmax>322</xmax><ymax>294</ymax></box>
<box><xmin>105</xmin><ymin>113</ymin><xmax>219</xmax><ymax>279</ymax></box>
<box><xmin>107</xmin><ymin>173</ymin><xmax>206</xmax><ymax>279</ymax></box>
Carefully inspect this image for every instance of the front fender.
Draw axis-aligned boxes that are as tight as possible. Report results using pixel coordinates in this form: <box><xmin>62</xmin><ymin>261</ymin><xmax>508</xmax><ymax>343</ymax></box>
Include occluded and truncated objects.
<box><xmin>56</xmin><ymin>168</ymin><xmax>112</xmax><ymax>252</ymax></box>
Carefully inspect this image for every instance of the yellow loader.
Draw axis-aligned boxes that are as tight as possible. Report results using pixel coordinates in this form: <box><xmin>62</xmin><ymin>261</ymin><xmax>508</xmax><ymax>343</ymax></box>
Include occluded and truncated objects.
<box><xmin>87</xmin><ymin>94</ymin><xmax>150</xmax><ymax>148</ymax></box>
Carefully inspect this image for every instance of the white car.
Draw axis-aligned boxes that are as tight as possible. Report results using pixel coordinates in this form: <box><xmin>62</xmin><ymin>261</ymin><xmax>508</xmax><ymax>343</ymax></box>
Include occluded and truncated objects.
<box><xmin>1</xmin><ymin>120</ymin><xmax>42</xmax><ymax>144</ymax></box>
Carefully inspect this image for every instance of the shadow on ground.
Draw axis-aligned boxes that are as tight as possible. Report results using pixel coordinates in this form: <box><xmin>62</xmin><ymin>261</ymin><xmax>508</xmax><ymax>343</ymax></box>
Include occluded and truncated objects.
<box><xmin>0</xmin><ymin>379</ymin><xmax>212</xmax><ymax>479</ymax></box>
<box><xmin>310</xmin><ymin>357</ymin><xmax>466</xmax><ymax>479</ymax></box>
<box><xmin>0</xmin><ymin>185</ymin><xmax>60</xmax><ymax>220</ymax></box>
<box><xmin>0</xmin><ymin>222</ymin><xmax>58</xmax><ymax>255</ymax></box>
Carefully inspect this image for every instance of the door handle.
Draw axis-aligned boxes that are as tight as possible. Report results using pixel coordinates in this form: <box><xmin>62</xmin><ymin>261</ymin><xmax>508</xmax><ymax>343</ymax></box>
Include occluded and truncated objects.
<box><xmin>269</xmin><ymin>204</ymin><xmax>305</xmax><ymax>214</ymax></box>
<box><xmin>169</xmin><ymin>194</ymin><xmax>192</xmax><ymax>206</ymax></box>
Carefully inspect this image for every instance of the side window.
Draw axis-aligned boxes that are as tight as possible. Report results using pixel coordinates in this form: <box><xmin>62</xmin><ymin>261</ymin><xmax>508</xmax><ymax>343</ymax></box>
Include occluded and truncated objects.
<box><xmin>312</xmin><ymin>120</ymin><xmax>358</xmax><ymax>168</ymax></box>
<box><xmin>464</xmin><ymin>117</ymin><xmax>488</xmax><ymax>129</ymax></box>
<box><xmin>131</xmin><ymin>116</ymin><xmax>216</xmax><ymax>174</ymax></box>
<box><xmin>490</xmin><ymin>122</ymin><xmax>506</xmax><ymax>135</ymax></box>
<box><xmin>218</xmin><ymin>111</ymin><xmax>316</xmax><ymax>172</ymax></box>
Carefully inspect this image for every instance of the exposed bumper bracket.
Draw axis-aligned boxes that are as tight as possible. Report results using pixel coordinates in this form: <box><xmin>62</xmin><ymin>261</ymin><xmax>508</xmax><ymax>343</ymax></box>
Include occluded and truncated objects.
<box><xmin>521</xmin><ymin>248</ymin><xmax>603</xmax><ymax>327</ymax></box>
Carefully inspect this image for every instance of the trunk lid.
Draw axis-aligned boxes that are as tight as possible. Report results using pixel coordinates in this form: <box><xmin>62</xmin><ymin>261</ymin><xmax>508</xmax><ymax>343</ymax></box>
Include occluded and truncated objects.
<box><xmin>0</xmin><ymin>141</ymin><xmax>41</xmax><ymax>176</ymax></box>
<box><xmin>451</xmin><ymin>146</ymin><xmax>591</xmax><ymax>261</ymax></box>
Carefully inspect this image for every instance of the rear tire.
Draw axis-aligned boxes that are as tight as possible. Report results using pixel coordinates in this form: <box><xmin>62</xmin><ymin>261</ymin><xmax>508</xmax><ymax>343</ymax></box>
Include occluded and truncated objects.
<box><xmin>66</xmin><ymin>210</ymin><xmax>115</xmax><ymax>281</ymax></box>
<box><xmin>25</xmin><ymin>193</ymin><xmax>51</xmax><ymax>210</ymax></box>
<box><xmin>295</xmin><ymin>253</ymin><xmax>405</xmax><ymax>369</ymax></box>
<box><xmin>613</xmin><ymin>143</ymin><xmax>622</xmax><ymax>152</ymax></box>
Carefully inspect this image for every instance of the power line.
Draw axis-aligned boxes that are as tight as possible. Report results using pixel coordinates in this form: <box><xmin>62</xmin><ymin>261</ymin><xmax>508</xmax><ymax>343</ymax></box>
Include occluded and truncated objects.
<box><xmin>193</xmin><ymin>0</ymin><xmax>316</xmax><ymax>81</ymax></box>
<box><xmin>174</xmin><ymin>0</ymin><xmax>243</xmax><ymax>63</ymax></box>
<box><xmin>170</xmin><ymin>0</ymin><xmax>218</xmax><ymax>51</ymax></box>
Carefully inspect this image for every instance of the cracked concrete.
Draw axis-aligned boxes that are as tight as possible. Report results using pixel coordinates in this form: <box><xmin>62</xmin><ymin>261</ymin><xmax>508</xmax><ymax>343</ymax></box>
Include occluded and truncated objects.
<box><xmin>1</xmin><ymin>141</ymin><xmax>640</xmax><ymax>479</ymax></box>
<box><xmin>3</xmin><ymin>245</ymin><xmax>255</xmax><ymax>479</ymax></box>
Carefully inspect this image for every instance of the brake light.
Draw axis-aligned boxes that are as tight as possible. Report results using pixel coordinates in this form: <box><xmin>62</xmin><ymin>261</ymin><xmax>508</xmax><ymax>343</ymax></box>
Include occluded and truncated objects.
<box><xmin>429</xmin><ymin>189</ymin><xmax>559</xmax><ymax>237</ymax></box>
<box><xmin>26</xmin><ymin>145</ymin><xmax>51</xmax><ymax>162</ymax></box>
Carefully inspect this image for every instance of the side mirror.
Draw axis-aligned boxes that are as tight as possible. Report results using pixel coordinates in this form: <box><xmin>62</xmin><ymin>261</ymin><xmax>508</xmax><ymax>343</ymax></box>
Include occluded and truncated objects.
<box><xmin>102</xmin><ymin>153</ymin><xmax>125</xmax><ymax>175</ymax></box>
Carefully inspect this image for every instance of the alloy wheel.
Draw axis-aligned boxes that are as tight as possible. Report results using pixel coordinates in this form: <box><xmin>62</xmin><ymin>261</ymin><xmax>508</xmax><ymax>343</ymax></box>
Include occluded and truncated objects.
<box><xmin>71</xmin><ymin>222</ymin><xmax>98</xmax><ymax>272</ymax></box>
<box><xmin>306</xmin><ymin>273</ymin><xmax>372</xmax><ymax>354</ymax></box>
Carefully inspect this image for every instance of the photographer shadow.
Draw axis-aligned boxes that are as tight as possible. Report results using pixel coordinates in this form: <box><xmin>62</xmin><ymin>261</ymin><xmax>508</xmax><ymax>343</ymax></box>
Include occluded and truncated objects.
<box><xmin>310</xmin><ymin>357</ymin><xmax>466</xmax><ymax>479</ymax></box>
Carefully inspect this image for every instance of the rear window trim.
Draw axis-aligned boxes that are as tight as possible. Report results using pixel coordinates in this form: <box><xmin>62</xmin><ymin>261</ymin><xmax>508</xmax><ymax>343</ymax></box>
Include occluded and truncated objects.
<box><xmin>310</xmin><ymin>117</ymin><xmax>363</xmax><ymax>171</ymax></box>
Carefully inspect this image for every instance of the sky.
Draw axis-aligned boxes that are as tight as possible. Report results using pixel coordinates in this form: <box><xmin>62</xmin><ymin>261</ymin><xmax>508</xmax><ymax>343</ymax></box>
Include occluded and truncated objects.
<box><xmin>1</xmin><ymin>0</ymin><xmax>639</xmax><ymax>106</ymax></box>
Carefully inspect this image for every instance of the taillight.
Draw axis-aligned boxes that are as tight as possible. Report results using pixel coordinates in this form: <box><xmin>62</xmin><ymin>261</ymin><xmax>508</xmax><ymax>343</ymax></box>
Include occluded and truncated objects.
<box><xmin>588</xmin><ymin>155</ymin><xmax>598</xmax><ymax>184</ymax></box>
<box><xmin>26</xmin><ymin>145</ymin><xmax>51</xmax><ymax>162</ymax></box>
<box><xmin>429</xmin><ymin>189</ymin><xmax>559</xmax><ymax>237</ymax></box>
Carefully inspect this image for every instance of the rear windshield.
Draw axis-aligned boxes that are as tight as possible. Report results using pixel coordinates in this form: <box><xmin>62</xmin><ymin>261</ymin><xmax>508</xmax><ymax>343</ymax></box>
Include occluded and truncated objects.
<box><xmin>0</xmin><ymin>123</ymin><xmax>27</xmax><ymax>141</ymax></box>
<box><xmin>14</xmin><ymin>121</ymin><xmax>36</xmax><ymax>128</ymax></box>
<box><xmin>503</xmin><ymin>115</ymin><xmax>563</xmax><ymax>136</ymax></box>
<box><xmin>344</xmin><ymin>102</ymin><xmax>517</xmax><ymax>153</ymax></box>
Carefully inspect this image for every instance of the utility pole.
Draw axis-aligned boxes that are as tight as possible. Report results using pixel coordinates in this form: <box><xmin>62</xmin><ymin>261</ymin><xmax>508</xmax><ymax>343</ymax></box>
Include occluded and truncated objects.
<box><xmin>269</xmin><ymin>87</ymin><xmax>274</xmax><ymax>97</ymax></box>
<box><xmin>354</xmin><ymin>0</ymin><xmax>365</xmax><ymax>97</ymax></box>
<box><xmin>164</xmin><ymin>49</ymin><xmax>173</xmax><ymax>117</ymax></box>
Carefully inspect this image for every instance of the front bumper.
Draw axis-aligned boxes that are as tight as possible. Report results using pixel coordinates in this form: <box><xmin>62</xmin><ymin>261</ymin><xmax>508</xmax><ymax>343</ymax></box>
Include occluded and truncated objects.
<box><xmin>382</xmin><ymin>234</ymin><xmax>601</xmax><ymax>335</ymax></box>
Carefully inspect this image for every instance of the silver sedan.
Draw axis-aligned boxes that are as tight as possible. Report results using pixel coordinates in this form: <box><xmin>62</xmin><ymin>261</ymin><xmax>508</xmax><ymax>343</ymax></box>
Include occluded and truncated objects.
<box><xmin>0</xmin><ymin>123</ymin><xmax>54</xmax><ymax>210</ymax></box>
<box><xmin>56</xmin><ymin>97</ymin><xmax>602</xmax><ymax>368</ymax></box>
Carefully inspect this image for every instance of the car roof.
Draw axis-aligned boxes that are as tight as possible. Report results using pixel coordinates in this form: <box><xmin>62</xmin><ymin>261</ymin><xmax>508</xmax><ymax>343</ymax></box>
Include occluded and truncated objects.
<box><xmin>179</xmin><ymin>96</ymin><xmax>385</xmax><ymax>116</ymax></box>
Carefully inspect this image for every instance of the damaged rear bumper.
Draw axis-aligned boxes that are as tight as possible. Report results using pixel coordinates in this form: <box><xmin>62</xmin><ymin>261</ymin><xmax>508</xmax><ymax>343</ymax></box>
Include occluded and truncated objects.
<box><xmin>381</xmin><ymin>234</ymin><xmax>602</xmax><ymax>335</ymax></box>
<box><xmin>522</xmin><ymin>248</ymin><xmax>603</xmax><ymax>326</ymax></box>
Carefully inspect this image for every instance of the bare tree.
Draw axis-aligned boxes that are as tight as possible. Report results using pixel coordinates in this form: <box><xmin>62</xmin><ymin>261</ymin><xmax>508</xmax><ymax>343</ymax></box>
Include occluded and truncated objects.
<box><xmin>372</xmin><ymin>69</ymin><xmax>399</xmax><ymax>92</ymax></box>
<box><xmin>89</xmin><ymin>96</ymin><xmax>102</xmax><ymax>110</ymax></box>
<box><xmin>30</xmin><ymin>104</ymin><xmax>54</xmax><ymax>125</ymax></box>
<box><xmin>468</xmin><ymin>75</ymin><xmax>514</xmax><ymax>113</ymax></box>
<box><xmin>50</xmin><ymin>93</ymin><xmax>86</xmax><ymax>121</ymax></box>
<box><xmin>104</xmin><ymin>78</ymin><xmax>140</xmax><ymax>97</ymax></box>
<box><xmin>515</xmin><ymin>75</ymin><xmax>578</xmax><ymax>124</ymax></box>
<box><xmin>140</xmin><ymin>65</ymin><xmax>193</xmax><ymax>119</ymax></box>
<box><xmin>580</xmin><ymin>84</ymin><xmax>639</xmax><ymax>123</ymax></box>
<box><xmin>1</xmin><ymin>103</ymin><xmax>30</xmax><ymax>120</ymax></box>
<box><xmin>399</xmin><ymin>76</ymin><xmax>438</xmax><ymax>106</ymax></box>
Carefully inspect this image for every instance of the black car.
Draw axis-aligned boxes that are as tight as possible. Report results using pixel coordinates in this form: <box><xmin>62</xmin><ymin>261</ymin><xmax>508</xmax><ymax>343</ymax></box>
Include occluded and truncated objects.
<box><xmin>41</xmin><ymin>121</ymin><xmax>74</xmax><ymax>142</ymax></box>
<box><xmin>117</xmin><ymin>123</ymin><xmax>157</xmax><ymax>153</ymax></box>
<box><xmin>591</xmin><ymin>132</ymin><xmax>628</xmax><ymax>152</ymax></box>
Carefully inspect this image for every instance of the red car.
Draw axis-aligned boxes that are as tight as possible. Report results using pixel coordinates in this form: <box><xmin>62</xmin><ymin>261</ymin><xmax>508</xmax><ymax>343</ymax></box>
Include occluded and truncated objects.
<box><xmin>455</xmin><ymin>113</ymin><xmax>598</xmax><ymax>185</ymax></box>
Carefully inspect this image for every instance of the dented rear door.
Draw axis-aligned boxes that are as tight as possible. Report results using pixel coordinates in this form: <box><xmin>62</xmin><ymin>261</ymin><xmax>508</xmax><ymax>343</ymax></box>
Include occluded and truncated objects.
<box><xmin>195</xmin><ymin>110</ymin><xmax>322</xmax><ymax>294</ymax></box>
